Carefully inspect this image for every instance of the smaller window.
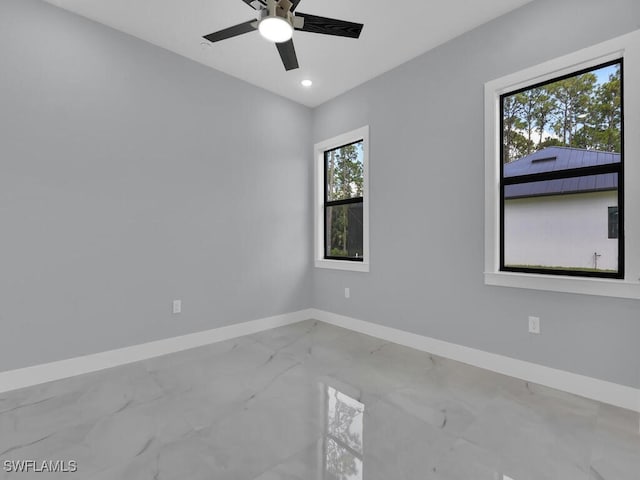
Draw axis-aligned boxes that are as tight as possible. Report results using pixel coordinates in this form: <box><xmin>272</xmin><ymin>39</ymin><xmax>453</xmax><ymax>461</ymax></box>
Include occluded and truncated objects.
<box><xmin>325</xmin><ymin>140</ymin><xmax>364</xmax><ymax>261</ymax></box>
<box><xmin>315</xmin><ymin>126</ymin><xmax>369</xmax><ymax>272</ymax></box>
<box><xmin>608</xmin><ymin>206</ymin><xmax>619</xmax><ymax>239</ymax></box>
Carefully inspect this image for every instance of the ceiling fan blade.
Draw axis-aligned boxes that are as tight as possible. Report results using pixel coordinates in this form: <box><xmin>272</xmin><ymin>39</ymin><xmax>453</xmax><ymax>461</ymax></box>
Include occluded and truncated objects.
<box><xmin>294</xmin><ymin>13</ymin><xmax>363</xmax><ymax>38</ymax></box>
<box><xmin>290</xmin><ymin>0</ymin><xmax>303</xmax><ymax>11</ymax></box>
<box><xmin>203</xmin><ymin>20</ymin><xmax>256</xmax><ymax>43</ymax></box>
<box><xmin>241</xmin><ymin>0</ymin><xmax>266</xmax><ymax>9</ymax></box>
<box><xmin>276</xmin><ymin>39</ymin><xmax>299</xmax><ymax>71</ymax></box>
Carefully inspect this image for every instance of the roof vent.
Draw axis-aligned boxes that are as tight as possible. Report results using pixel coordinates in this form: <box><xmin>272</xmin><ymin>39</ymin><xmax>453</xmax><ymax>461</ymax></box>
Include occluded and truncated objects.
<box><xmin>531</xmin><ymin>156</ymin><xmax>557</xmax><ymax>163</ymax></box>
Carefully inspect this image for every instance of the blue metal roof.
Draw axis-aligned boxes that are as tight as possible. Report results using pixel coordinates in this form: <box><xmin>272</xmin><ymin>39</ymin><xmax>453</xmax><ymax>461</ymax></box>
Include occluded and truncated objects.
<box><xmin>503</xmin><ymin>147</ymin><xmax>619</xmax><ymax>199</ymax></box>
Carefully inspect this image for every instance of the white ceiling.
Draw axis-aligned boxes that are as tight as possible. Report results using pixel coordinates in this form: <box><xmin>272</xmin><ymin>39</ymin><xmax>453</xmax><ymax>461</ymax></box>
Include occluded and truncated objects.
<box><xmin>43</xmin><ymin>0</ymin><xmax>534</xmax><ymax>107</ymax></box>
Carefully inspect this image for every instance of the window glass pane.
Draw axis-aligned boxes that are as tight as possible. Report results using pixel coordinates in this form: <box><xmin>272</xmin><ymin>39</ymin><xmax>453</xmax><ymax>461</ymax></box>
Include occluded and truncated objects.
<box><xmin>502</xmin><ymin>62</ymin><xmax>621</xmax><ymax>164</ymax></box>
<box><xmin>326</xmin><ymin>203</ymin><xmax>363</xmax><ymax>259</ymax></box>
<box><xmin>326</xmin><ymin>140</ymin><xmax>364</xmax><ymax>202</ymax></box>
<box><xmin>504</xmin><ymin>176</ymin><xmax>619</xmax><ymax>273</ymax></box>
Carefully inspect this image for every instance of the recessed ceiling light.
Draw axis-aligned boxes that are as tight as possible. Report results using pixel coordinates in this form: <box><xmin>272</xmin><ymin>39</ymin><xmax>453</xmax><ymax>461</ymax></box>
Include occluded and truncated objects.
<box><xmin>301</xmin><ymin>79</ymin><xmax>313</xmax><ymax>87</ymax></box>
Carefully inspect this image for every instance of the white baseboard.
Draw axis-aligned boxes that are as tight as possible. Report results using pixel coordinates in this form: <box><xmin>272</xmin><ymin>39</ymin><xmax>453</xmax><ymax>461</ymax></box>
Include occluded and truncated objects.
<box><xmin>2</xmin><ymin>307</ymin><xmax>638</xmax><ymax>414</ymax></box>
<box><xmin>0</xmin><ymin>309</ymin><xmax>313</xmax><ymax>395</ymax></box>
<box><xmin>309</xmin><ymin>309</ymin><xmax>640</xmax><ymax>413</ymax></box>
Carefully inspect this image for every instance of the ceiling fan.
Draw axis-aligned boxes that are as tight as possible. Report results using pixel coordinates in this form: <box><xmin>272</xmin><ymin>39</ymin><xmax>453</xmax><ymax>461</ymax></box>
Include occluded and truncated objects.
<box><xmin>202</xmin><ymin>0</ymin><xmax>364</xmax><ymax>71</ymax></box>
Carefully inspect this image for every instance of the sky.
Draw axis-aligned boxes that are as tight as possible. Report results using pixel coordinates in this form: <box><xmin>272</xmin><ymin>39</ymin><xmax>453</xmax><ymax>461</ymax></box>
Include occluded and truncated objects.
<box><xmin>594</xmin><ymin>63</ymin><xmax>619</xmax><ymax>84</ymax></box>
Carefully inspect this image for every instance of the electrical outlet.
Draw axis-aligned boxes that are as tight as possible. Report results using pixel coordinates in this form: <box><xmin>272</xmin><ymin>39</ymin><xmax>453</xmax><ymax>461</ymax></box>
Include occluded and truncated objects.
<box><xmin>173</xmin><ymin>299</ymin><xmax>182</xmax><ymax>314</ymax></box>
<box><xmin>344</xmin><ymin>287</ymin><xmax>350</xmax><ymax>299</ymax></box>
<box><xmin>528</xmin><ymin>316</ymin><xmax>540</xmax><ymax>334</ymax></box>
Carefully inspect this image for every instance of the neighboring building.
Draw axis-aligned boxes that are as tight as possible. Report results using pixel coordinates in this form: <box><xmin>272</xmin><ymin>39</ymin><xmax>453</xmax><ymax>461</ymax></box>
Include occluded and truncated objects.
<box><xmin>503</xmin><ymin>147</ymin><xmax>620</xmax><ymax>271</ymax></box>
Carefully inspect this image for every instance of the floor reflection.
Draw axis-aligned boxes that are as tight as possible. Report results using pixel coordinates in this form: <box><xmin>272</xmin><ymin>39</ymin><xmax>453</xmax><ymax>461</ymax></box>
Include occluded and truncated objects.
<box><xmin>323</xmin><ymin>384</ymin><xmax>365</xmax><ymax>480</ymax></box>
<box><xmin>2</xmin><ymin>321</ymin><xmax>637</xmax><ymax>479</ymax></box>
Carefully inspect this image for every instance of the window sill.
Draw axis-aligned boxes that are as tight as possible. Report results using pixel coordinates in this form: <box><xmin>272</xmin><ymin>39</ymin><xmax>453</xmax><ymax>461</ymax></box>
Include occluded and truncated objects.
<box><xmin>484</xmin><ymin>271</ymin><xmax>640</xmax><ymax>299</ymax></box>
<box><xmin>315</xmin><ymin>259</ymin><xmax>370</xmax><ymax>272</ymax></box>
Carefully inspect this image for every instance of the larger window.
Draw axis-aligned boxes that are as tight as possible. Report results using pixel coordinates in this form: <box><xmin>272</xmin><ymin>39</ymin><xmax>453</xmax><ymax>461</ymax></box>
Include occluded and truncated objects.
<box><xmin>315</xmin><ymin>126</ymin><xmax>369</xmax><ymax>272</ymax></box>
<box><xmin>500</xmin><ymin>60</ymin><xmax>623</xmax><ymax>279</ymax></box>
<box><xmin>484</xmin><ymin>30</ymin><xmax>640</xmax><ymax>298</ymax></box>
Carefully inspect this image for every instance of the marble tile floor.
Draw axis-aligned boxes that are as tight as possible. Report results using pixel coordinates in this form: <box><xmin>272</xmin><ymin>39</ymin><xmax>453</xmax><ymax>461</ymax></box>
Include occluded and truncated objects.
<box><xmin>0</xmin><ymin>320</ymin><xmax>638</xmax><ymax>480</ymax></box>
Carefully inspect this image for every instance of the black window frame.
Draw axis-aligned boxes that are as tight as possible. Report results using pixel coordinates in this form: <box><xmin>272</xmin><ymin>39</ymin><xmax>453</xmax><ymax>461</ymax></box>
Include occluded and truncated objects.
<box><xmin>323</xmin><ymin>139</ymin><xmax>364</xmax><ymax>262</ymax></box>
<box><xmin>499</xmin><ymin>59</ymin><xmax>624</xmax><ymax>279</ymax></box>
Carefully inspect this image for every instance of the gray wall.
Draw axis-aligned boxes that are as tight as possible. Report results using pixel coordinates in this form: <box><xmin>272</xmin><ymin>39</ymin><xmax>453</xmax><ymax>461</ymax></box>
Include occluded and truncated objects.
<box><xmin>311</xmin><ymin>0</ymin><xmax>640</xmax><ymax>388</ymax></box>
<box><xmin>0</xmin><ymin>0</ymin><xmax>312</xmax><ymax>371</ymax></box>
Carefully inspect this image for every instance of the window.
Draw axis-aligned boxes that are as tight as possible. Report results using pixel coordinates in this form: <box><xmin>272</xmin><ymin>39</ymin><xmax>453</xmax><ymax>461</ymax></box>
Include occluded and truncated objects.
<box><xmin>484</xmin><ymin>30</ymin><xmax>640</xmax><ymax>298</ymax></box>
<box><xmin>325</xmin><ymin>140</ymin><xmax>364</xmax><ymax>261</ymax></box>
<box><xmin>315</xmin><ymin>126</ymin><xmax>369</xmax><ymax>272</ymax></box>
<box><xmin>500</xmin><ymin>60</ymin><xmax>623</xmax><ymax>279</ymax></box>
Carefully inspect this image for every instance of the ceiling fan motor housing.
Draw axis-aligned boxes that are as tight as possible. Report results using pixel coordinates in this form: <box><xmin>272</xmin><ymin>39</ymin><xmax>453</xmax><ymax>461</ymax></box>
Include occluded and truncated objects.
<box><xmin>258</xmin><ymin>0</ymin><xmax>303</xmax><ymax>29</ymax></box>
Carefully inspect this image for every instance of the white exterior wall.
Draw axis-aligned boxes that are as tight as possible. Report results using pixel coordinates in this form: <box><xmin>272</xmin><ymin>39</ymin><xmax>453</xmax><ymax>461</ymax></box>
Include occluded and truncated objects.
<box><xmin>504</xmin><ymin>191</ymin><xmax>618</xmax><ymax>271</ymax></box>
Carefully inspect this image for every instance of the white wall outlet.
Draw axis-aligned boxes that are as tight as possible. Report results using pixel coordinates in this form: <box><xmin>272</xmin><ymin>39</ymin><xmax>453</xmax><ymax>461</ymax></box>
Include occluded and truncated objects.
<box><xmin>344</xmin><ymin>287</ymin><xmax>350</xmax><ymax>299</ymax></box>
<box><xmin>172</xmin><ymin>299</ymin><xmax>182</xmax><ymax>314</ymax></box>
<box><xmin>528</xmin><ymin>316</ymin><xmax>540</xmax><ymax>334</ymax></box>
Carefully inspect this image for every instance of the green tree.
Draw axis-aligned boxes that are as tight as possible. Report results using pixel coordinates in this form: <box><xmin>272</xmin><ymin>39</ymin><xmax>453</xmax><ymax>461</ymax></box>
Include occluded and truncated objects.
<box><xmin>515</xmin><ymin>88</ymin><xmax>548</xmax><ymax>154</ymax></box>
<box><xmin>547</xmin><ymin>72</ymin><xmax>597</xmax><ymax>146</ymax></box>
<box><xmin>503</xmin><ymin>96</ymin><xmax>532</xmax><ymax>163</ymax></box>
<box><xmin>532</xmin><ymin>87</ymin><xmax>556</xmax><ymax>149</ymax></box>
<box><xmin>579</xmin><ymin>67</ymin><xmax>621</xmax><ymax>152</ymax></box>
<box><xmin>538</xmin><ymin>136</ymin><xmax>564</xmax><ymax>149</ymax></box>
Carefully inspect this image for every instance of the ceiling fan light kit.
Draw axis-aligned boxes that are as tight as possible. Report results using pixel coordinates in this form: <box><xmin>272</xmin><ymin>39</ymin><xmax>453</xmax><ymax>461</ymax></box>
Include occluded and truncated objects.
<box><xmin>258</xmin><ymin>16</ymin><xmax>292</xmax><ymax>43</ymax></box>
<box><xmin>202</xmin><ymin>0</ymin><xmax>363</xmax><ymax>71</ymax></box>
